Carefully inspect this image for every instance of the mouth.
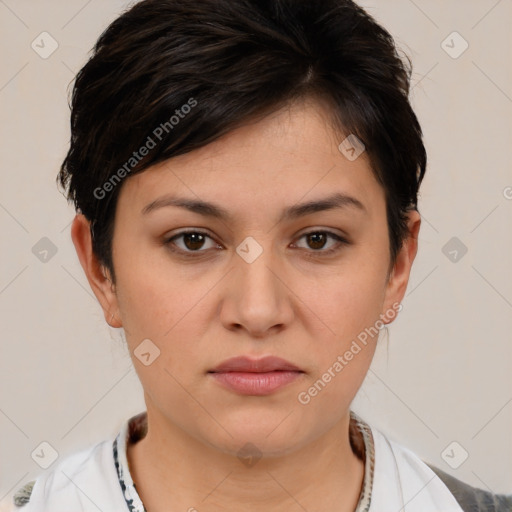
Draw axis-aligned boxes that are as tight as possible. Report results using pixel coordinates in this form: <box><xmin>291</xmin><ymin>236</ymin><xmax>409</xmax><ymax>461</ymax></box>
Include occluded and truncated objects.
<box><xmin>208</xmin><ymin>355</ymin><xmax>305</xmax><ymax>396</ymax></box>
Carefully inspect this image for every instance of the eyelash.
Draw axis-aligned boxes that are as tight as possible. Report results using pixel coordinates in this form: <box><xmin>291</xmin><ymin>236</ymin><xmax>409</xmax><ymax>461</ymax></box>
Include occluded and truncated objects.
<box><xmin>163</xmin><ymin>230</ymin><xmax>349</xmax><ymax>258</ymax></box>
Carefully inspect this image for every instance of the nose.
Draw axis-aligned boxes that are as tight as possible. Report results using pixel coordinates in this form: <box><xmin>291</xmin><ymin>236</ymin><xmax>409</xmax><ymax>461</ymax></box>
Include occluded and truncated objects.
<box><xmin>219</xmin><ymin>243</ymin><xmax>295</xmax><ymax>338</ymax></box>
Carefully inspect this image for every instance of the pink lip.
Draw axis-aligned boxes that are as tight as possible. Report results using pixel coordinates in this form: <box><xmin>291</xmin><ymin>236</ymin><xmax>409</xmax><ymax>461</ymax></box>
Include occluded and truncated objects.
<box><xmin>210</xmin><ymin>355</ymin><xmax>302</xmax><ymax>373</ymax></box>
<box><xmin>208</xmin><ymin>356</ymin><xmax>304</xmax><ymax>396</ymax></box>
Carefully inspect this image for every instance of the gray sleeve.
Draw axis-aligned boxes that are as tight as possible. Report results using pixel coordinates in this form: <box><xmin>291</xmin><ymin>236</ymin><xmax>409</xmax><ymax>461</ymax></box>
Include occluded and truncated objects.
<box><xmin>427</xmin><ymin>463</ymin><xmax>512</xmax><ymax>512</ymax></box>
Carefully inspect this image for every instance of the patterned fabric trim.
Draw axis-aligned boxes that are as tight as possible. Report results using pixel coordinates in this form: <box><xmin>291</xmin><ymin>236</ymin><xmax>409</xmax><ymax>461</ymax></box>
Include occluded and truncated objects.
<box><xmin>113</xmin><ymin>410</ymin><xmax>375</xmax><ymax>512</ymax></box>
<box><xmin>351</xmin><ymin>411</ymin><xmax>375</xmax><ymax>512</ymax></box>
<box><xmin>12</xmin><ymin>480</ymin><xmax>36</xmax><ymax>507</ymax></box>
<box><xmin>113</xmin><ymin>412</ymin><xmax>148</xmax><ymax>512</ymax></box>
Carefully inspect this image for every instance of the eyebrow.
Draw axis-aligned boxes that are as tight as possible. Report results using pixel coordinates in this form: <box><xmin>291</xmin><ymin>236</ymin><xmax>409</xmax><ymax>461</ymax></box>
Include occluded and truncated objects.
<box><xmin>141</xmin><ymin>192</ymin><xmax>367</xmax><ymax>222</ymax></box>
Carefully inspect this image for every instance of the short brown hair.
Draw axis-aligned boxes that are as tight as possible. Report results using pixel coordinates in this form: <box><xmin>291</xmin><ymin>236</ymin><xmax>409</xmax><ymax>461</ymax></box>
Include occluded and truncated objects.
<box><xmin>58</xmin><ymin>0</ymin><xmax>427</xmax><ymax>283</ymax></box>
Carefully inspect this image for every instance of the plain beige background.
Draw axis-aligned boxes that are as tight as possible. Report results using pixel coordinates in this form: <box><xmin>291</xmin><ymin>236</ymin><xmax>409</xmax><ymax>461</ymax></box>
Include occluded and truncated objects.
<box><xmin>1</xmin><ymin>0</ymin><xmax>511</xmax><ymax>508</ymax></box>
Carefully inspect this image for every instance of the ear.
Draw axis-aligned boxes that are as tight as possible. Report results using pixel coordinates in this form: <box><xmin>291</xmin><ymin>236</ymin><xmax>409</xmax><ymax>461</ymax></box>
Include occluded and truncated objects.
<box><xmin>70</xmin><ymin>214</ymin><xmax>122</xmax><ymax>328</ymax></box>
<box><xmin>381</xmin><ymin>210</ymin><xmax>421</xmax><ymax>324</ymax></box>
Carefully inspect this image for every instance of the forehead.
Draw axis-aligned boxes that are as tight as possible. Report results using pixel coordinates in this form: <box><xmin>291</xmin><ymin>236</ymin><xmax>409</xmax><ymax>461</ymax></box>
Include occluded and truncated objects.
<box><xmin>116</xmin><ymin>98</ymin><xmax>384</xmax><ymax>222</ymax></box>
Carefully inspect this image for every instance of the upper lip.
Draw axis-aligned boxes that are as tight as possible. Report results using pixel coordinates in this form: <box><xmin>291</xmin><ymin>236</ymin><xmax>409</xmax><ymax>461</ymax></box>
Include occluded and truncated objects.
<box><xmin>209</xmin><ymin>356</ymin><xmax>303</xmax><ymax>373</ymax></box>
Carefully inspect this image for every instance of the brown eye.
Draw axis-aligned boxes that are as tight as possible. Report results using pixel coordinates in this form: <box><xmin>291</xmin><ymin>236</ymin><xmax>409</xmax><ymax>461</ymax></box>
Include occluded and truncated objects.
<box><xmin>182</xmin><ymin>232</ymin><xmax>207</xmax><ymax>250</ymax></box>
<box><xmin>165</xmin><ymin>230</ymin><xmax>219</xmax><ymax>254</ymax></box>
<box><xmin>306</xmin><ymin>232</ymin><xmax>328</xmax><ymax>250</ymax></box>
<box><xmin>294</xmin><ymin>230</ymin><xmax>349</xmax><ymax>255</ymax></box>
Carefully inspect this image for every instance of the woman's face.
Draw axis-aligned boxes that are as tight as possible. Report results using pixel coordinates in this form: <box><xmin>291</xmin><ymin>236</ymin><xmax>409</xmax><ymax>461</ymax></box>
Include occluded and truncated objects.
<box><xmin>83</xmin><ymin>98</ymin><xmax>419</xmax><ymax>457</ymax></box>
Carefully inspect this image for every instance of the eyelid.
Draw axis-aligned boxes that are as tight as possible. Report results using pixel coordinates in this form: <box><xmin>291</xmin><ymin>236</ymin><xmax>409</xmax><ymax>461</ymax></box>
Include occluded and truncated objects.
<box><xmin>295</xmin><ymin>227</ymin><xmax>350</xmax><ymax>242</ymax></box>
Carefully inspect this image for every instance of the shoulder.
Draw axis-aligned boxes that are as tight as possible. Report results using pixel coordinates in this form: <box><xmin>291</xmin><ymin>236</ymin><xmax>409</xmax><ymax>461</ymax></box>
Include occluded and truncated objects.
<box><xmin>426</xmin><ymin>463</ymin><xmax>512</xmax><ymax>512</ymax></box>
<box><xmin>362</xmin><ymin>419</ymin><xmax>511</xmax><ymax>512</ymax></box>
<box><xmin>11</xmin><ymin>437</ymin><xmax>117</xmax><ymax>510</ymax></box>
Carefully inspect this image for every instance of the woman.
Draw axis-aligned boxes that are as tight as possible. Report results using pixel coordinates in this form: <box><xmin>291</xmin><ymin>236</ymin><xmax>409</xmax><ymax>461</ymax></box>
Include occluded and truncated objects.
<box><xmin>12</xmin><ymin>0</ymin><xmax>511</xmax><ymax>510</ymax></box>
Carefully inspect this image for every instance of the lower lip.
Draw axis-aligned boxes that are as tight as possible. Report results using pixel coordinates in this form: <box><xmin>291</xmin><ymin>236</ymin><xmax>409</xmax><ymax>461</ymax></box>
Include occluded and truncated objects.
<box><xmin>209</xmin><ymin>371</ymin><xmax>303</xmax><ymax>395</ymax></box>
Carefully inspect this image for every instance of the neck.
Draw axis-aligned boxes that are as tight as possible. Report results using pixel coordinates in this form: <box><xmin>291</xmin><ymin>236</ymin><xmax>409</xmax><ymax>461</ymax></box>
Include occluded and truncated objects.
<box><xmin>127</xmin><ymin>408</ymin><xmax>365</xmax><ymax>512</ymax></box>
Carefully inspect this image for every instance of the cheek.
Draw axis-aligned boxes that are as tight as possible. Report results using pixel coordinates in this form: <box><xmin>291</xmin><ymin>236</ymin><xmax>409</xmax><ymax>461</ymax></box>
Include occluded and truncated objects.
<box><xmin>112</xmin><ymin>233</ymin><xmax>185</xmax><ymax>333</ymax></box>
<box><xmin>113</xmin><ymin>253</ymin><xmax>218</xmax><ymax>378</ymax></box>
<box><xmin>115</xmin><ymin>271</ymin><xmax>168</xmax><ymax>337</ymax></box>
<box><xmin>295</xmin><ymin>250</ymin><xmax>388</xmax><ymax>383</ymax></box>
<box><xmin>295</xmin><ymin>276</ymin><xmax>382</xmax><ymax>415</ymax></box>
<box><xmin>309</xmin><ymin>263</ymin><xmax>387</xmax><ymax>336</ymax></box>
<box><xmin>114</xmin><ymin>269</ymin><xmax>203</xmax><ymax>404</ymax></box>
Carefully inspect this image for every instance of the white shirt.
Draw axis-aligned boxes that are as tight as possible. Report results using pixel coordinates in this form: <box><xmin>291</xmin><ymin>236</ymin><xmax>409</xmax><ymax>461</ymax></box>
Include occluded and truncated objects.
<box><xmin>12</xmin><ymin>411</ymin><xmax>465</xmax><ymax>512</ymax></box>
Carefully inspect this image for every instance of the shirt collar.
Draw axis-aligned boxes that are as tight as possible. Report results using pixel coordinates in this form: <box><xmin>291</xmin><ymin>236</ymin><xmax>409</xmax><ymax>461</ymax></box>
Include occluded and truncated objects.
<box><xmin>113</xmin><ymin>410</ymin><xmax>375</xmax><ymax>512</ymax></box>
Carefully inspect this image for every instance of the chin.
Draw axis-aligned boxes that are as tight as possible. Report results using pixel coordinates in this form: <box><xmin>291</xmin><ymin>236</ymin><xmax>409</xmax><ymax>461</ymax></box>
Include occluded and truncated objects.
<box><xmin>197</xmin><ymin>411</ymin><xmax>317</xmax><ymax>460</ymax></box>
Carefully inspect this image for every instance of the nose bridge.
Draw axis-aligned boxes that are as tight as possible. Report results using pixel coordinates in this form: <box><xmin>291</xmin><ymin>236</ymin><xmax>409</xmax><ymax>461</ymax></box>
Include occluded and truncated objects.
<box><xmin>236</xmin><ymin>234</ymin><xmax>280</xmax><ymax>304</ymax></box>
<box><xmin>223</xmin><ymin>234</ymin><xmax>292</xmax><ymax>333</ymax></box>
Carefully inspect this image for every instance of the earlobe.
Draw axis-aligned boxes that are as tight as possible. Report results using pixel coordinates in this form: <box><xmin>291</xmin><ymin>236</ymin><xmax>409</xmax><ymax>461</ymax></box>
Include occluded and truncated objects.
<box><xmin>70</xmin><ymin>214</ymin><xmax>122</xmax><ymax>328</ymax></box>
<box><xmin>382</xmin><ymin>210</ymin><xmax>421</xmax><ymax>324</ymax></box>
